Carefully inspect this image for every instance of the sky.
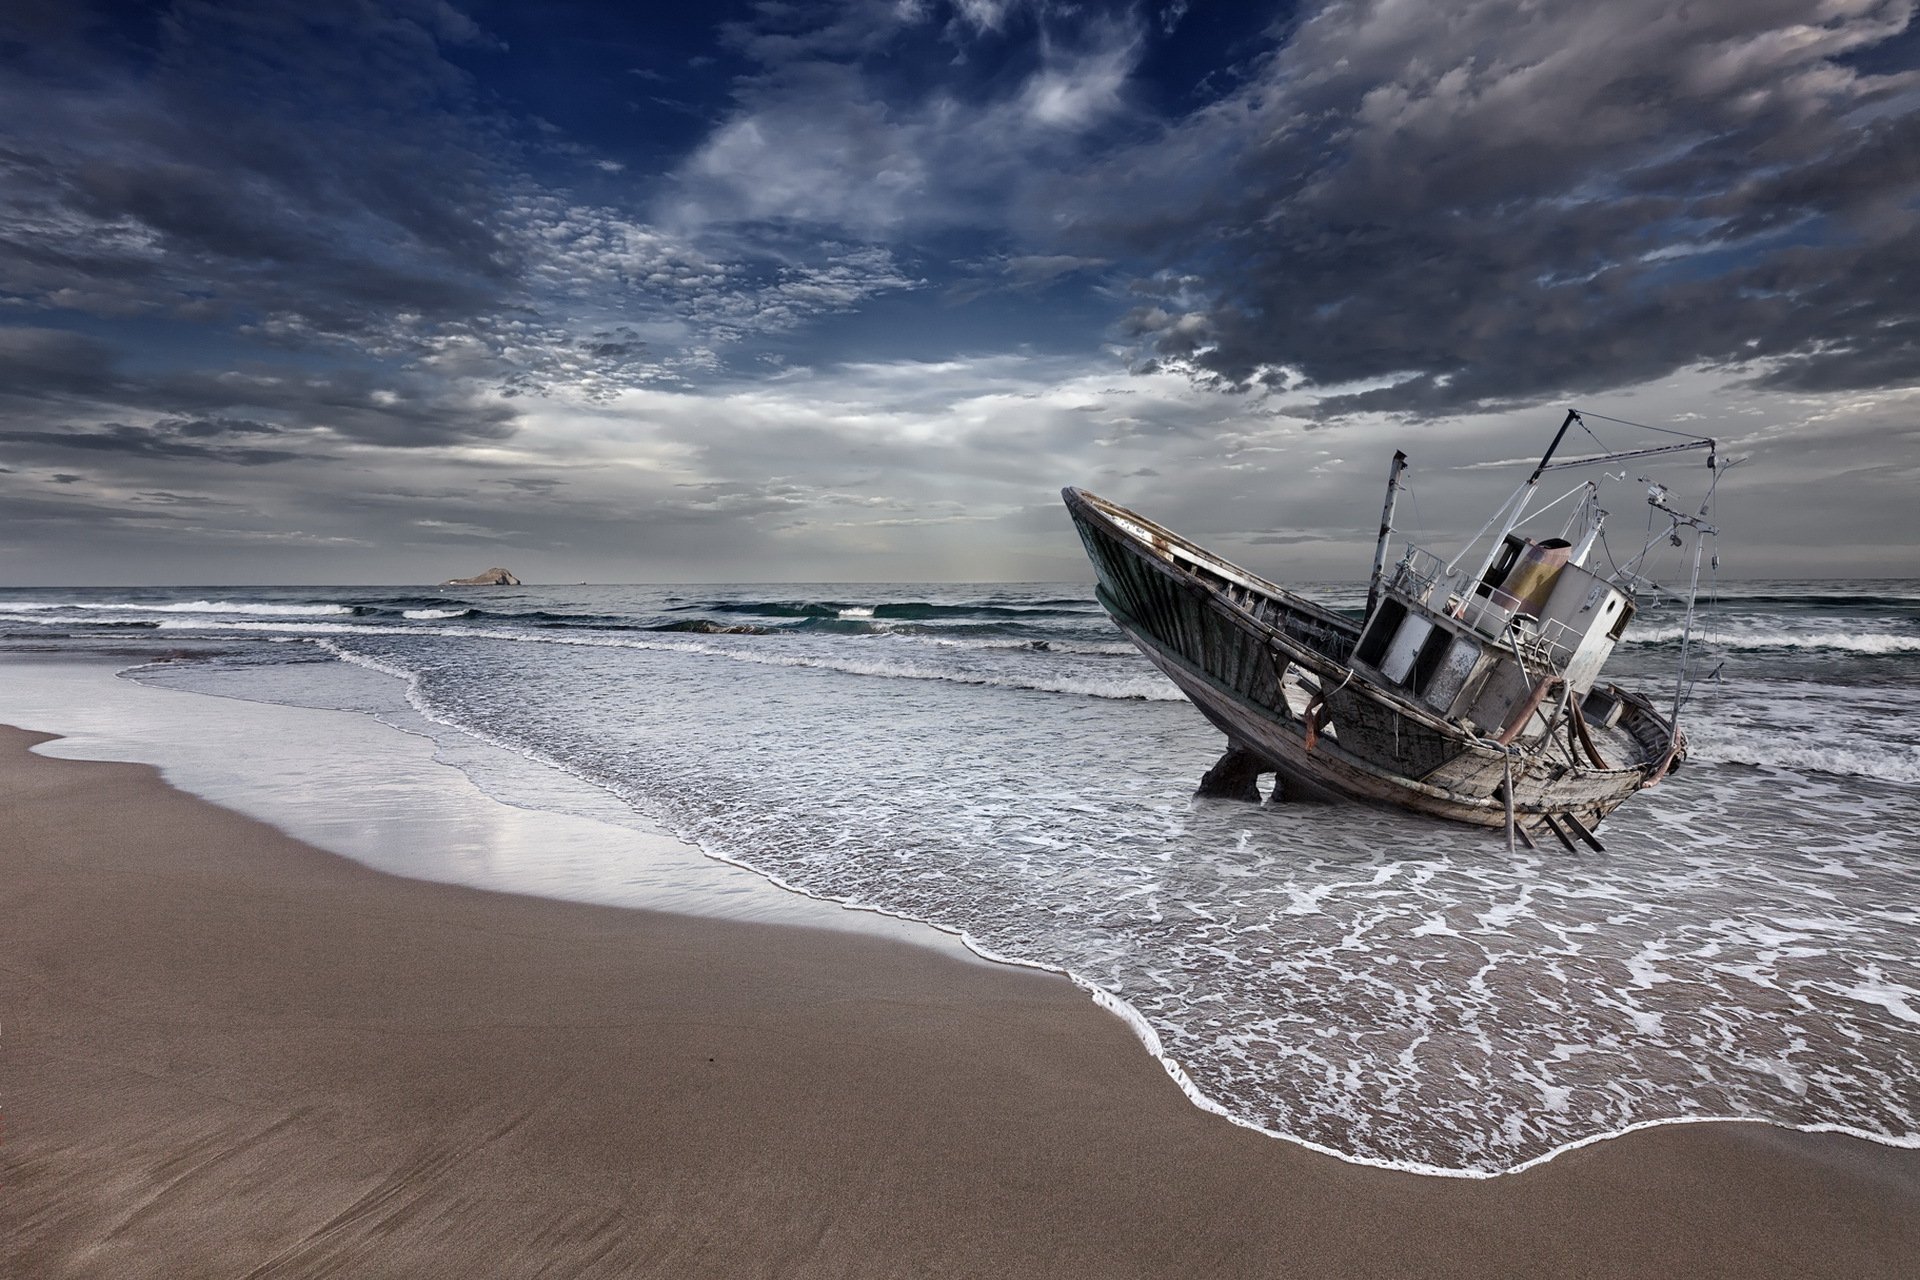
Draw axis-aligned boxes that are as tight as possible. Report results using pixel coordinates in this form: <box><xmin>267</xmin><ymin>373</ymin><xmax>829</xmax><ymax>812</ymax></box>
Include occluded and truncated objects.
<box><xmin>2</xmin><ymin>0</ymin><xmax>1917</xmax><ymax>586</ymax></box>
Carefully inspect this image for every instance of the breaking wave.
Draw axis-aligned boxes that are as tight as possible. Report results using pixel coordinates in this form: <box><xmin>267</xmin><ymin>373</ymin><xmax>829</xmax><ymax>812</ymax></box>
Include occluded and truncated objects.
<box><xmin>167</xmin><ymin>621</ymin><xmax>1184</xmax><ymax>702</ymax></box>
<box><xmin>1627</xmin><ymin>625</ymin><xmax>1920</xmax><ymax>654</ymax></box>
<box><xmin>1694</xmin><ymin>731</ymin><xmax>1920</xmax><ymax>785</ymax></box>
<box><xmin>682</xmin><ymin>598</ymin><xmax>1101</xmax><ymax>621</ymax></box>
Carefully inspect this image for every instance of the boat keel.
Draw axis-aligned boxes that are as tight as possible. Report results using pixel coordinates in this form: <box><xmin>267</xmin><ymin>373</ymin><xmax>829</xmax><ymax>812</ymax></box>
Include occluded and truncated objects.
<box><xmin>1195</xmin><ymin>745</ymin><xmax>1266</xmax><ymax>803</ymax></box>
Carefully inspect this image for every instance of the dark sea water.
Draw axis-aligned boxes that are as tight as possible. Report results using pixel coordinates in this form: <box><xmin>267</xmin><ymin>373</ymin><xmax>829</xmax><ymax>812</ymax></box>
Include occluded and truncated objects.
<box><xmin>4</xmin><ymin>578</ymin><xmax>1917</xmax><ymax>1175</ymax></box>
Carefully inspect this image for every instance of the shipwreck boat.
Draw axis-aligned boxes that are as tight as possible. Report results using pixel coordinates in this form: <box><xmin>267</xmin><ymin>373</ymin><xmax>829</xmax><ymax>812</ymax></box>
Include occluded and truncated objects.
<box><xmin>1063</xmin><ymin>410</ymin><xmax>1730</xmax><ymax>848</ymax></box>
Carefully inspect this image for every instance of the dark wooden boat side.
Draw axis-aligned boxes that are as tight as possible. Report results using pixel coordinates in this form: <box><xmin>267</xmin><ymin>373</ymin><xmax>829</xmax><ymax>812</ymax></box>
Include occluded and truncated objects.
<box><xmin>1063</xmin><ymin>487</ymin><xmax>1358</xmax><ymax>670</ymax></box>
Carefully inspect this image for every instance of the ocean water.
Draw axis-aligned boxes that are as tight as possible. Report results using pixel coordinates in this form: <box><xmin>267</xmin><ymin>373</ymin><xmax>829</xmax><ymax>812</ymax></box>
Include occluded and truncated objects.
<box><xmin>4</xmin><ymin>578</ymin><xmax>1917</xmax><ymax>1176</ymax></box>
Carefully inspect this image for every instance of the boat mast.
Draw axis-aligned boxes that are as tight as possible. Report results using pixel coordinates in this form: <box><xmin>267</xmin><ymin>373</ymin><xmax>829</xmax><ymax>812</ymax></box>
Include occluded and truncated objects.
<box><xmin>1451</xmin><ymin>409</ymin><xmax>1582</xmax><ymax>595</ymax></box>
<box><xmin>1529</xmin><ymin>409</ymin><xmax>1583</xmax><ymax>488</ymax></box>
<box><xmin>1365</xmin><ymin>450</ymin><xmax>1409</xmax><ymax>618</ymax></box>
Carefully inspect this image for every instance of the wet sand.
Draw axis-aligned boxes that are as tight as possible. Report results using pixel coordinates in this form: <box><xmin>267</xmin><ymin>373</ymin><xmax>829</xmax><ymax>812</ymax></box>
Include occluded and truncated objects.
<box><xmin>4</xmin><ymin>723</ymin><xmax>1916</xmax><ymax>1278</ymax></box>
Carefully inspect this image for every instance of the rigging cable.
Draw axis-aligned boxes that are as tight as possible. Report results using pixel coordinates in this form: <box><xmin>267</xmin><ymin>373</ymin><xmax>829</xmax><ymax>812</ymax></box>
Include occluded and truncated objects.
<box><xmin>1678</xmin><ymin>460</ymin><xmax>1736</xmax><ymax>706</ymax></box>
<box><xmin>1575</xmin><ymin>412</ymin><xmax>1613</xmax><ymax>455</ymax></box>
<box><xmin>1402</xmin><ymin>476</ymin><xmax>1428</xmax><ymax>549</ymax></box>
<box><xmin>1571</xmin><ymin>408</ymin><xmax>1717</xmax><ymax>442</ymax></box>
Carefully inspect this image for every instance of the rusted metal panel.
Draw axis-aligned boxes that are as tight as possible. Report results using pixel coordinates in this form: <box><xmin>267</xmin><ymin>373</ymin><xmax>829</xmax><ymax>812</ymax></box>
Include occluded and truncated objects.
<box><xmin>1420</xmin><ymin>634</ymin><xmax>1478</xmax><ymax>710</ymax></box>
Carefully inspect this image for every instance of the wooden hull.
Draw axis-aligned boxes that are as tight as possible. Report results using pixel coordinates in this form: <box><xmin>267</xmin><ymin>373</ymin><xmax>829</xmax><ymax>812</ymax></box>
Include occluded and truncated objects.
<box><xmin>1064</xmin><ymin>487</ymin><xmax>1682</xmax><ymax>832</ymax></box>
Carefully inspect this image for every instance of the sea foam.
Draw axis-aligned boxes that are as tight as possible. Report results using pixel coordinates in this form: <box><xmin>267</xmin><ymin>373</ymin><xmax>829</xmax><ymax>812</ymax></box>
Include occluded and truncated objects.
<box><xmin>22</xmin><ymin>578</ymin><xmax>1920</xmax><ymax>1178</ymax></box>
<box><xmin>0</xmin><ymin>598</ymin><xmax>355</xmax><ymax>616</ymax></box>
<box><xmin>265</xmin><ymin>626</ymin><xmax>1920</xmax><ymax>1177</ymax></box>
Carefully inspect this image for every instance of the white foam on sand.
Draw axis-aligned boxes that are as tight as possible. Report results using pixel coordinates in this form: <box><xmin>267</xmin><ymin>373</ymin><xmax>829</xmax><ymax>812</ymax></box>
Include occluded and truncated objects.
<box><xmin>0</xmin><ymin>654</ymin><xmax>981</xmax><ymax>959</ymax></box>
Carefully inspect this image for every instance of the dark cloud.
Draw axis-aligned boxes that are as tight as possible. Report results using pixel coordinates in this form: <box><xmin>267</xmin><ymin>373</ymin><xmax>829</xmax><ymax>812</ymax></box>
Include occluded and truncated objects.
<box><xmin>493</xmin><ymin>477</ymin><xmax>566</xmax><ymax>494</ymax></box>
<box><xmin>0</xmin><ymin>423</ymin><xmax>305</xmax><ymax>466</ymax></box>
<box><xmin>0</xmin><ymin>323</ymin><xmax>521</xmax><ymax>452</ymax></box>
<box><xmin>0</xmin><ymin>0</ymin><xmax>940</xmax><ymax>419</ymax></box>
<box><xmin>156</xmin><ymin>416</ymin><xmax>285</xmax><ymax>438</ymax></box>
<box><xmin>0</xmin><ymin>1</ymin><xmax>518</xmax><ymax>346</ymax></box>
<box><xmin>1079</xmin><ymin>0</ymin><xmax>1920</xmax><ymax>414</ymax></box>
<box><xmin>0</xmin><ymin>326</ymin><xmax>120</xmax><ymax>396</ymax></box>
<box><xmin>135</xmin><ymin>490</ymin><xmax>236</xmax><ymax>506</ymax></box>
<box><xmin>146</xmin><ymin>367</ymin><xmax>519</xmax><ymax>449</ymax></box>
<box><xmin>581</xmin><ymin>328</ymin><xmax>648</xmax><ymax>360</ymax></box>
<box><xmin>0</xmin><ymin>2</ymin><xmax>554</xmax><ymax>476</ymax></box>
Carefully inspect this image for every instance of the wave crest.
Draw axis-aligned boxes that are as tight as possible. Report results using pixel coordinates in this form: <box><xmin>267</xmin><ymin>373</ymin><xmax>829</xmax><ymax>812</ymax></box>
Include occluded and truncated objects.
<box><xmin>1628</xmin><ymin>626</ymin><xmax>1920</xmax><ymax>654</ymax></box>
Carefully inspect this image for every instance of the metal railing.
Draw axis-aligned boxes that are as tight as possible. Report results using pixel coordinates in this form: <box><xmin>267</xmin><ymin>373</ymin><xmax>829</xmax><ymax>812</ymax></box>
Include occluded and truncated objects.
<box><xmin>1387</xmin><ymin>548</ymin><xmax>1451</xmax><ymax>610</ymax></box>
<box><xmin>1388</xmin><ymin>547</ymin><xmax>1581</xmax><ymax>673</ymax></box>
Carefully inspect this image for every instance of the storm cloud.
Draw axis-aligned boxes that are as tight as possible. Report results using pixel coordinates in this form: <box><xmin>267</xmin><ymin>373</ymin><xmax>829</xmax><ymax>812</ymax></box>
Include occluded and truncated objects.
<box><xmin>0</xmin><ymin>0</ymin><xmax>518</xmax><ymax>344</ymax></box>
<box><xmin>1093</xmin><ymin>0</ymin><xmax>1920</xmax><ymax>414</ymax></box>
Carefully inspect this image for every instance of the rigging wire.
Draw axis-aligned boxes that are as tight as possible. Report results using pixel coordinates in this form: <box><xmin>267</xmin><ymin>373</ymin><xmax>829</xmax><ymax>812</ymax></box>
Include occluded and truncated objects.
<box><xmin>1402</xmin><ymin>477</ymin><xmax>1428</xmax><ymax>548</ymax></box>
<box><xmin>1705</xmin><ymin>552</ymin><xmax>1724</xmax><ymax>687</ymax></box>
<box><xmin>1557</xmin><ymin>481</ymin><xmax>1600</xmax><ymax>542</ymax></box>
<box><xmin>1571</xmin><ymin>408</ymin><xmax>1716</xmax><ymax>442</ymax></box>
<box><xmin>1683</xmin><ymin>548</ymin><xmax>1726</xmax><ymax>702</ymax></box>
<box><xmin>1675</xmin><ymin>456</ymin><xmax>1738</xmax><ymax>708</ymax></box>
<box><xmin>1598</xmin><ymin>524</ymin><xmax>1631</xmax><ymax>584</ymax></box>
<box><xmin>1510</xmin><ymin>479</ymin><xmax>1593</xmax><ymax>532</ymax></box>
<box><xmin>1599</xmin><ymin>519</ymin><xmax>1688</xmax><ymax>603</ymax></box>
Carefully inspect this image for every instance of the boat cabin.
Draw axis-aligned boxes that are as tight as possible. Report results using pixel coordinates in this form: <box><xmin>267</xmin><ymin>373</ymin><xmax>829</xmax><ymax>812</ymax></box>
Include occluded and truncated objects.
<box><xmin>1352</xmin><ymin>532</ymin><xmax>1634</xmax><ymax>744</ymax></box>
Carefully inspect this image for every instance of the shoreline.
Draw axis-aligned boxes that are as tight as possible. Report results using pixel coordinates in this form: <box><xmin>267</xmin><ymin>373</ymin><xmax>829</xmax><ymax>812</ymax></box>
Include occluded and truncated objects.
<box><xmin>4</xmin><ymin>722</ymin><xmax>1918</xmax><ymax>1275</ymax></box>
<box><xmin>7</xmin><ymin>653</ymin><xmax>1920</xmax><ymax>1178</ymax></box>
<box><xmin>0</xmin><ymin>652</ymin><xmax>979</xmax><ymax>954</ymax></box>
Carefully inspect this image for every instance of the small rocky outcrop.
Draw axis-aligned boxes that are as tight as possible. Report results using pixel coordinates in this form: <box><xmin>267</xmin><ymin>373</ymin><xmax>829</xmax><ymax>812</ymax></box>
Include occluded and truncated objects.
<box><xmin>441</xmin><ymin>567</ymin><xmax>522</xmax><ymax>586</ymax></box>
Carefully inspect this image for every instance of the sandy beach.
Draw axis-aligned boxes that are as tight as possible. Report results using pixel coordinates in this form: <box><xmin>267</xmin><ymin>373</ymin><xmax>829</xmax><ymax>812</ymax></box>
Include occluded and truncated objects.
<box><xmin>4</xmin><ymin>722</ymin><xmax>1917</xmax><ymax>1278</ymax></box>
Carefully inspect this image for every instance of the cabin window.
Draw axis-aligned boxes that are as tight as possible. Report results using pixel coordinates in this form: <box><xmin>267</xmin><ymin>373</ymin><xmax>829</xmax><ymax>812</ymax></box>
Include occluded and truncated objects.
<box><xmin>1607</xmin><ymin>597</ymin><xmax>1633</xmax><ymax>641</ymax></box>
<box><xmin>1474</xmin><ymin>535</ymin><xmax>1524</xmax><ymax>598</ymax></box>
<box><xmin>1410</xmin><ymin>625</ymin><xmax>1453</xmax><ymax>696</ymax></box>
<box><xmin>1355</xmin><ymin>599</ymin><xmax>1406</xmax><ymax>668</ymax></box>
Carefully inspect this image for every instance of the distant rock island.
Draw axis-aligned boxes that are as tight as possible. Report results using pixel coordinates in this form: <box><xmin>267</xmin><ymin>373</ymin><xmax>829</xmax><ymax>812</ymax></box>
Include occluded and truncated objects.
<box><xmin>441</xmin><ymin>567</ymin><xmax>521</xmax><ymax>586</ymax></box>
